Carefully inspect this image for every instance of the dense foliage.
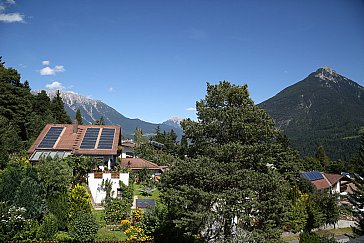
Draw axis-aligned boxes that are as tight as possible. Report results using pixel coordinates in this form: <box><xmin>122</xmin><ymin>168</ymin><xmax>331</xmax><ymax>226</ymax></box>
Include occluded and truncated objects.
<box><xmin>161</xmin><ymin>82</ymin><xmax>300</xmax><ymax>242</ymax></box>
<box><xmin>348</xmin><ymin>133</ymin><xmax>364</xmax><ymax>236</ymax></box>
<box><xmin>0</xmin><ymin>58</ymin><xmax>71</xmax><ymax>169</ymax></box>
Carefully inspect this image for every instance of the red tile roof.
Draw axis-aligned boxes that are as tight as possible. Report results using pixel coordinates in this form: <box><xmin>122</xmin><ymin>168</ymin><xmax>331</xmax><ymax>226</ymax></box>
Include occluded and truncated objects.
<box><xmin>28</xmin><ymin>123</ymin><xmax>120</xmax><ymax>156</ymax></box>
<box><xmin>312</xmin><ymin>179</ymin><xmax>331</xmax><ymax>190</ymax></box>
<box><xmin>303</xmin><ymin>172</ymin><xmax>344</xmax><ymax>190</ymax></box>
<box><xmin>120</xmin><ymin>158</ymin><xmax>162</xmax><ymax>171</ymax></box>
<box><xmin>324</xmin><ymin>173</ymin><xmax>343</xmax><ymax>185</ymax></box>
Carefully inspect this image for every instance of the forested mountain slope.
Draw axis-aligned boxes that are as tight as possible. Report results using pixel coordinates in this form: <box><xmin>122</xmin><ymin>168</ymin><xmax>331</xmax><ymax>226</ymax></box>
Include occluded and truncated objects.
<box><xmin>259</xmin><ymin>67</ymin><xmax>364</xmax><ymax>160</ymax></box>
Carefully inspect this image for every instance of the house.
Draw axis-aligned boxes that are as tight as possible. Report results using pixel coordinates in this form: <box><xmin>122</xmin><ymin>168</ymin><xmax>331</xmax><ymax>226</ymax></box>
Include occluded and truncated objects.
<box><xmin>120</xmin><ymin>139</ymin><xmax>136</xmax><ymax>158</ymax></box>
<box><xmin>28</xmin><ymin>120</ymin><xmax>121</xmax><ymax>167</ymax></box>
<box><xmin>120</xmin><ymin>157</ymin><xmax>166</xmax><ymax>175</ymax></box>
<box><xmin>88</xmin><ymin>171</ymin><xmax>129</xmax><ymax>205</ymax></box>
<box><xmin>300</xmin><ymin>171</ymin><xmax>351</xmax><ymax>194</ymax></box>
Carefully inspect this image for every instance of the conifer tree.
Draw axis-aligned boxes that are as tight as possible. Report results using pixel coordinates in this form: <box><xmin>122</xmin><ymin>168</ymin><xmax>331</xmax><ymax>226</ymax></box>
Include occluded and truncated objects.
<box><xmin>349</xmin><ymin>133</ymin><xmax>364</xmax><ymax>237</ymax></box>
<box><xmin>75</xmin><ymin>108</ymin><xmax>83</xmax><ymax>125</ymax></box>
<box><xmin>51</xmin><ymin>90</ymin><xmax>71</xmax><ymax>124</ymax></box>
<box><xmin>315</xmin><ymin>145</ymin><xmax>330</xmax><ymax>170</ymax></box>
<box><xmin>162</xmin><ymin>81</ymin><xmax>299</xmax><ymax>242</ymax></box>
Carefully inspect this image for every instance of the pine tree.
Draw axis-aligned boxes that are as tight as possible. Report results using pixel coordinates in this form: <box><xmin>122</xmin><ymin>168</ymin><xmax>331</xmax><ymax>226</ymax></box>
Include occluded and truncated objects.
<box><xmin>75</xmin><ymin>108</ymin><xmax>83</xmax><ymax>125</ymax></box>
<box><xmin>162</xmin><ymin>81</ymin><xmax>299</xmax><ymax>242</ymax></box>
<box><xmin>315</xmin><ymin>145</ymin><xmax>330</xmax><ymax>170</ymax></box>
<box><xmin>33</xmin><ymin>90</ymin><xmax>51</xmax><ymax>115</ymax></box>
<box><xmin>134</xmin><ymin>127</ymin><xmax>147</xmax><ymax>145</ymax></box>
<box><xmin>94</xmin><ymin>116</ymin><xmax>105</xmax><ymax>125</ymax></box>
<box><xmin>51</xmin><ymin>90</ymin><xmax>71</xmax><ymax>124</ymax></box>
<box><xmin>349</xmin><ymin>133</ymin><xmax>364</xmax><ymax>237</ymax></box>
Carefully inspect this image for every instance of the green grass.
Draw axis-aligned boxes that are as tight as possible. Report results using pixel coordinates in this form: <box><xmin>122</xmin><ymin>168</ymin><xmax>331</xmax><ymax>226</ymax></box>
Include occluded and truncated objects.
<box><xmin>316</xmin><ymin>227</ymin><xmax>353</xmax><ymax>237</ymax></box>
<box><xmin>133</xmin><ymin>183</ymin><xmax>161</xmax><ymax>203</ymax></box>
<box><xmin>282</xmin><ymin>227</ymin><xmax>353</xmax><ymax>242</ymax></box>
<box><xmin>92</xmin><ymin>209</ymin><xmax>127</xmax><ymax>241</ymax></box>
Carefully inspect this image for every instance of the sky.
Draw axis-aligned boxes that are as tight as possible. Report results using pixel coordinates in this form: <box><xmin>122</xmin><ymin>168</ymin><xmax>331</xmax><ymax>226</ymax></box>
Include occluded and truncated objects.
<box><xmin>1</xmin><ymin>0</ymin><xmax>363</xmax><ymax>123</ymax></box>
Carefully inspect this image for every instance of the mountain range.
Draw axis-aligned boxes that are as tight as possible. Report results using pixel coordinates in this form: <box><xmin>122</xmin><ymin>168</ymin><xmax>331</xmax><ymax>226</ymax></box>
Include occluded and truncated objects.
<box><xmin>32</xmin><ymin>90</ymin><xmax>183</xmax><ymax>139</ymax></box>
<box><xmin>259</xmin><ymin>66</ymin><xmax>364</xmax><ymax>160</ymax></box>
<box><xmin>34</xmin><ymin>66</ymin><xmax>364</xmax><ymax>160</ymax></box>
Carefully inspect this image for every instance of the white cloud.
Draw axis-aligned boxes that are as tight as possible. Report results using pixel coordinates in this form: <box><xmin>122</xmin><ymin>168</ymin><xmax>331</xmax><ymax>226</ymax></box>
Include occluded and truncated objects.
<box><xmin>42</xmin><ymin>60</ymin><xmax>50</xmax><ymax>66</ymax></box>
<box><xmin>0</xmin><ymin>12</ymin><xmax>24</xmax><ymax>23</ymax></box>
<box><xmin>186</xmin><ymin>107</ymin><xmax>196</xmax><ymax>111</ymax></box>
<box><xmin>108</xmin><ymin>87</ymin><xmax>114</xmax><ymax>92</ymax></box>
<box><xmin>46</xmin><ymin>81</ymin><xmax>65</xmax><ymax>90</ymax></box>
<box><xmin>40</xmin><ymin>67</ymin><xmax>55</xmax><ymax>75</ymax></box>
<box><xmin>0</xmin><ymin>1</ymin><xmax>25</xmax><ymax>23</ymax></box>
<box><xmin>54</xmin><ymin>65</ymin><xmax>64</xmax><ymax>72</ymax></box>
<box><xmin>39</xmin><ymin>65</ymin><xmax>65</xmax><ymax>75</ymax></box>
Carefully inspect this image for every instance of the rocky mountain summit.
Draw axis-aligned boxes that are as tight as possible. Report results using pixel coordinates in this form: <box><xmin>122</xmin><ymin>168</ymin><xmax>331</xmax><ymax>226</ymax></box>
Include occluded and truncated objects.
<box><xmin>259</xmin><ymin>67</ymin><xmax>364</xmax><ymax>160</ymax></box>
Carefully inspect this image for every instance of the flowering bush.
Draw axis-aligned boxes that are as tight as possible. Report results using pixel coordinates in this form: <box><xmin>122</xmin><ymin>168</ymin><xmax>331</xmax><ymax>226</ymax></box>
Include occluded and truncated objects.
<box><xmin>123</xmin><ymin>209</ymin><xmax>154</xmax><ymax>242</ymax></box>
<box><xmin>121</xmin><ymin>219</ymin><xmax>131</xmax><ymax>231</ymax></box>
<box><xmin>124</xmin><ymin>225</ymin><xmax>153</xmax><ymax>242</ymax></box>
<box><xmin>132</xmin><ymin>208</ymin><xmax>144</xmax><ymax>223</ymax></box>
<box><xmin>0</xmin><ymin>203</ymin><xmax>32</xmax><ymax>241</ymax></box>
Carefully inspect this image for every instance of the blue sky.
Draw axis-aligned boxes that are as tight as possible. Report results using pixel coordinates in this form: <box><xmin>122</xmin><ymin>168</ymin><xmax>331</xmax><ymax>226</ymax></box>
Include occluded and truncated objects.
<box><xmin>1</xmin><ymin>0</ymin><xmax>363</xmax><ymax>123</ymax></box>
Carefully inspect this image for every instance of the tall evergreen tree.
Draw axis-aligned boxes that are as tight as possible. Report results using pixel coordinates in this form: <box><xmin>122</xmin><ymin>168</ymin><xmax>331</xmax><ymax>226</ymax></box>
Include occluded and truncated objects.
<box><xmin>51</xmin><ymin>90</ymin><xmax>71</xmax><ymax>124</ymax></box>
<box><xmin>315</xmin><ymin>145</ymin><xmax>330</xmax><ymax>170</ymax></box>
<box><xmin>75</xmin><ymin>108</ymin><xmax>83</xmax><ymax>125</ymax></box>
<box><xmin>348</xmin><ymin>133</ymin><xmax>364</xmax><ymax>237</ymax></box>
<box><xmin>134</xmin><ymin>127</ymin><xmax>147</xmax><ymax>145</ymax></box>
<box><xmin>161</xmin><ymin>81</ymin><xmax>299</xmax><ymax>242</ymax></box>
<box><xmin>33</xmin><ymin>90</ymin><xmax>51</xmax><ymax>116</ymax></box>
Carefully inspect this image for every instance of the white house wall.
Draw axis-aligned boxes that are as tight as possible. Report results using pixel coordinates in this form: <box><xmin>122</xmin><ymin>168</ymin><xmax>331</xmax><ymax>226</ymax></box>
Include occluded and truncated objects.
<box><xmin>88</xmin><ymin>172</ymin><xmax>129</xmax><ymax>205</ymax></box>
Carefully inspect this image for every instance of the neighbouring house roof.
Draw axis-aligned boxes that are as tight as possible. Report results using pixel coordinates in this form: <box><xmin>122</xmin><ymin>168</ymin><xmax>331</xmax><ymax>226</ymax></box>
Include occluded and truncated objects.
<box><xmin>121</xmin><ymin>140</ymin><xmax>136</xmax><ymax>148</ymax></box>
<box><xmin>28</xmin><ymin>122</ymin><xmax>121</xmax><ymax>161</ymax></box>
<box><xmin>120</xmin><ymin>158</ymin><xmax>163</xmax><ymax>171</ymax></box>
<box><xmin>300</xmin><ymin>171</ymin><xmax>345</xmax><ymax>191</ymax></box>
<box><xmin>324</xmin><ymin>173</ymin><xmax>344</xmax><ymax>185</ymax></box>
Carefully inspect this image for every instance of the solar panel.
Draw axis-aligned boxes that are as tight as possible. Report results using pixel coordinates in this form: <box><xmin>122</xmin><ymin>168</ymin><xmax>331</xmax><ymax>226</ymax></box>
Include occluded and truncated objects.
<box><xmin>38</xmin><ymin>126</ymin><xmax>64</xmax><ymax>148</ymax></box>
<box><xmin>97</xmin><ymin>128</ymin><xmax>115</xmax><ymax>149</ymax></box>
<box><xmin>301</xmin><ymin>171</ymin><xmax>324</xmax><ymax>181</ymax></box>
<box><xmin>80</xmin><ymin>128</ymin><xmax>100</xmax><ymax>149</ymax></box>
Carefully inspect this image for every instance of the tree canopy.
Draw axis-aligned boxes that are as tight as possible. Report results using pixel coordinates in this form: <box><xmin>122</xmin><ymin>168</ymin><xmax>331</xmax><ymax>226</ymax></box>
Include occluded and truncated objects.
<box><xmin>161</xmin><ymin>81</ymin><xmax>300</xmax><ymax>241</ymax></box>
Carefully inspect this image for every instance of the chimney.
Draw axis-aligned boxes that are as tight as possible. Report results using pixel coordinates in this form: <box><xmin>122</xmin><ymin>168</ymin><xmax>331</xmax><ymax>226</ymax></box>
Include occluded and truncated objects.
<box><xmin>72</xmin><ymin>119</ymin><xmax>78</xmax><ymax>133</ymax></box>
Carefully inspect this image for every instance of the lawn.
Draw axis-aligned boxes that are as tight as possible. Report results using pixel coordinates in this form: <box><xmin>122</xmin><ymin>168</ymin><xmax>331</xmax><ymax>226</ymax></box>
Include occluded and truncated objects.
<box><xmin>133</xmin><ymin>183</ymin><xmax>161</xmax><ymax>203</ymax></box>
<box><xmin>92</xmin><ymin>209</ymin><xmax>128</xmax><ymax>241</ymax></box>
<box><xmin>282</xmin><ymin>227</ymin><xmax>353</xmax><ymax>242</ymax></box>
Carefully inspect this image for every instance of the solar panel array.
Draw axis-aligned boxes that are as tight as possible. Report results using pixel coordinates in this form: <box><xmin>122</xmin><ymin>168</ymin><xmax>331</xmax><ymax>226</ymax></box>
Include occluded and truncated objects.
<box><xmin>301</xmin><ymin>171</ymin><xmax>324</xmax><ymax>181</ymax></box>
<box><xmin>97</xmin><ymin>128</ymin><xmax>115</xmax><ymax>149</ymax></box>
<box><xmin>38</xmin><ymin>126</ymin><xmax>64</xmax><ymax>148</ymax></box>
<box><xmin>80</xmin><ymin>128</ymin><xmax>100</xmax><ymax>149</ymax></box>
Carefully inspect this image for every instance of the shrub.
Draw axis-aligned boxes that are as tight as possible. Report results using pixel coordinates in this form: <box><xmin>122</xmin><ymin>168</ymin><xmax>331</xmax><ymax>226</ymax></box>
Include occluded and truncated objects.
<box><xmin>54</xmin><ymin>231</ymin><xmax>73</xmax><ymax>241</ymax></box>
<box><xmin>69</xmin><ymin>213</ymin><xmax>99</xmax><ymax>241</ymax></box>
<box><xmin>68</xmin><ymin>184</ymin><xmax>92</xmax><ymax>223</ymax></box>
<box><xmin>47</xmin><ymin>192</ymin><xmax>69</xmax><ymax>230</ymax></box>
<box><xmin>36</xmin><ymin>212</ymin><xmax>58</xmax><ymax>240</ymax></box>
<box><xmin>104</xmin><ymin>198</ymin><xmax>130</xmax><ymax>224</ymax></box>
<box><xmin>299</xmin><ymin>232</ymin><xmax>336</xmax><ymax>243</ymax></box>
